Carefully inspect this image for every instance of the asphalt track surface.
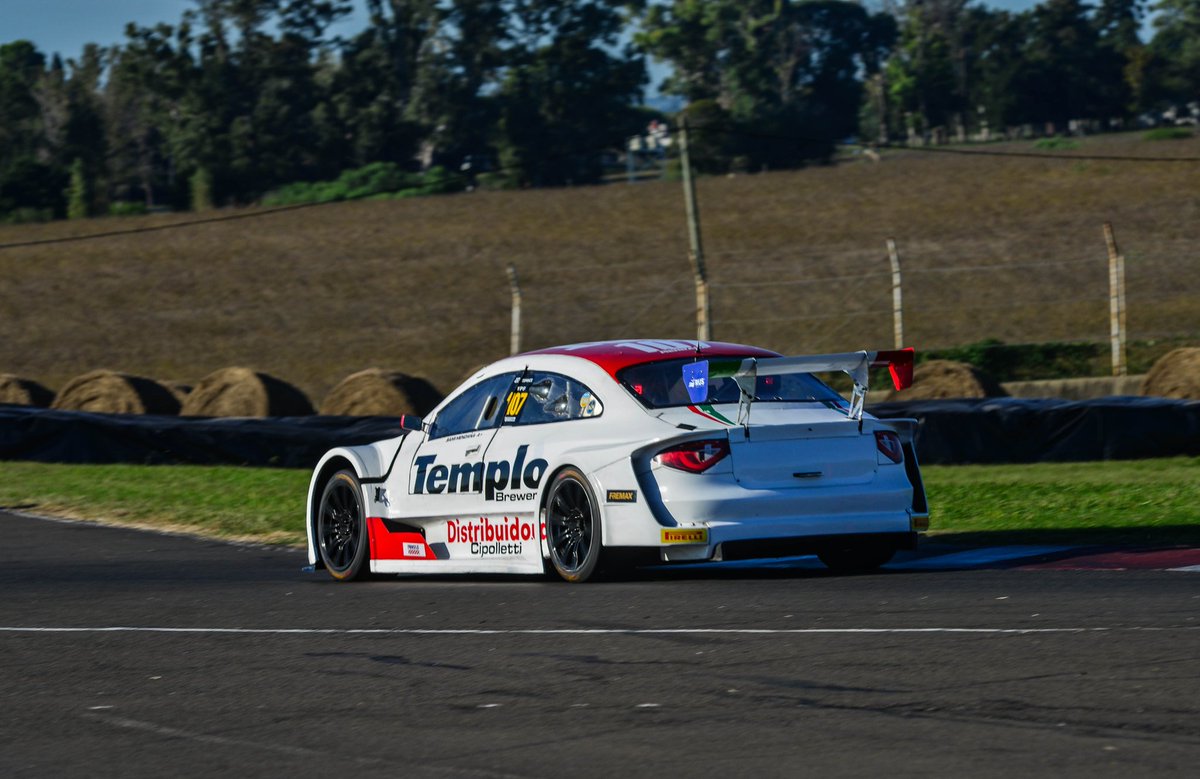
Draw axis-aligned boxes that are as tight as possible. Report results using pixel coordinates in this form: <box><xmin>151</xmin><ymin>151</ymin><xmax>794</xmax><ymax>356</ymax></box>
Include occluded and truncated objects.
<box><xmin>1</xmin><ymin>512</ymin><xmax>1198</xmax><ymax>777</ymax></box>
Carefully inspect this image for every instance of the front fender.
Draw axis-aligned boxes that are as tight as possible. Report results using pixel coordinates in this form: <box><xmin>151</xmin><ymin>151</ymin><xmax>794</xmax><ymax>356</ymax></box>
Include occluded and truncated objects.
<box><xmin>305</xmin><ymin>437</ymin><xmax>406</xmax><ymax>565</ymax></box>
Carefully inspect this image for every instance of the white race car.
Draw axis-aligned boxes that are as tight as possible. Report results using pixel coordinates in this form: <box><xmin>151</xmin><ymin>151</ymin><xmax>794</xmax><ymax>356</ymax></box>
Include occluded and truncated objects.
<box><xmin>306</xmin><ymin>339</ymin><xmax>927</xmax><ymax>582</ymax></box>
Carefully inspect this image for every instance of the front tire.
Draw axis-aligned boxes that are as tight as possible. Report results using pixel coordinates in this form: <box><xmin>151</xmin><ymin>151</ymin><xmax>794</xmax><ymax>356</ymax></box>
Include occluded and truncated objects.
<box><xmin>317</xmin><ymin>469</ymin><xmax>370</xmax><ymax>581</ymax></box>
<box><xmin>545</xmin><ymin>468</ymin><xmax>602</xmax><ymax>582</ymax></box>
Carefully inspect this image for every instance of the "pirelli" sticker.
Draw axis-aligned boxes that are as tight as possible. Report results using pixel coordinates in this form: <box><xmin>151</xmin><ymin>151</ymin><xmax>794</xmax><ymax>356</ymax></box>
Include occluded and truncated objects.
<box><xmin>661</xmin><ymin>528</ymin><xmax>708</xmax><ymax>544</ymax></box>
<box><xmin>606</xmin><ymin>489</ymin><xmax>637</xmax><ymax>503</ymax></box>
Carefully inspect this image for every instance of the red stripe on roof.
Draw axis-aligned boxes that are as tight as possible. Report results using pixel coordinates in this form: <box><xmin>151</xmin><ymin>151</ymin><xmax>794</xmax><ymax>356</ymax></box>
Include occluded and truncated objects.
<box><xmin>525</xmin><ymin>339</ymin><xmax>779</xmax><ymax>379</ymax></box>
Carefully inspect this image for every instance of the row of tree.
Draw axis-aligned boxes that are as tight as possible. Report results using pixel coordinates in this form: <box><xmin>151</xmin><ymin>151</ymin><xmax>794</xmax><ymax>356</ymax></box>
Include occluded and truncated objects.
<box><xmin>1</xmin><ymin>0</ymin><xmax>1197</xmax><ymax>220</ymax></box>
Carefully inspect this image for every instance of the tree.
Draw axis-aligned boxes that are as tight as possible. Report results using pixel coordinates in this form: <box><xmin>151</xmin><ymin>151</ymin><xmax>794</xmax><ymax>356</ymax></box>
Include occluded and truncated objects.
<box><xmin>0</xmin><ymin>41</ymin><xmax>63</xmax><ymax>218</ymax></box>
<box><xmin>884</xmin><ymin>0</ymin><xmax>976</xmax><ymax>139</ymax></box>
<box><xmin>1149</xmin><ymin>0</ymin><xmax>1200</xmax><ymax>106</ymax></box>
<box><xmin>316</xmin><ymin>0</ymin><xmax>440</xmax><ymax>171</ymax></box>
<box><xmin>495</xmin><ymin>0</ymin><xmax>646</xmax><ymax>186</ymax></box>
<box><xmin>639</xmin><ymin>1</ymin><xmax>891</xmax><ymax>168</ymax></box>
<box><xmin>1017</xmin><ymin>0</ymin><xmax>1109</xmax><ymax>128</ymax></box>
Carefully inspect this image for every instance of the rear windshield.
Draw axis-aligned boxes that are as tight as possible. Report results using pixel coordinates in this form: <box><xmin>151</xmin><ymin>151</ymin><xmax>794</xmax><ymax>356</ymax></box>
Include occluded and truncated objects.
<box><xmin>618</xmin><ymin>357</ymin><xmax>846</xmax><ymax>410</ymax></box>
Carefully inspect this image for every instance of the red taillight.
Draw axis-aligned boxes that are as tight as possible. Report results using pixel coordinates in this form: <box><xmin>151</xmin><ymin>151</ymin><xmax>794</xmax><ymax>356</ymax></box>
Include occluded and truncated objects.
<box><xmin>654</xmin><ymin>439</ymin><xmax>730</xmax><ymax>473</ymax></box>
<box><xmin>875</xmin><ymin>431</ymin><xmax>903</xmax><ymax>464</ymax></box>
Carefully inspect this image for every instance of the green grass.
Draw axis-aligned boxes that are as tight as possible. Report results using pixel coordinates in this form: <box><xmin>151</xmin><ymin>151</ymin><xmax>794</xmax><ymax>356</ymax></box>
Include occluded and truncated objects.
<box><xmin>925</xmin><ymin>457</ymin><xmax>1200</xmax><ymax>546</ymax></box>
<box><xmin>1143</xmin><ymin>127</ymin><xmax>1195</xmax><ymax>141</ymax></box>
<box><xmin>1033</xmin><ymin>136</ymin><xmax>1081</xmax><ymax>150</ymax></box>
<box><xmin>2</xmin><ymin>459</ymin><xmax>1199</xmax><ymax>548</ymax></box>
<box><xmin>0</xmin><ymin>463</ymin><xmax>311</xmax><ymax>545</ymax></box>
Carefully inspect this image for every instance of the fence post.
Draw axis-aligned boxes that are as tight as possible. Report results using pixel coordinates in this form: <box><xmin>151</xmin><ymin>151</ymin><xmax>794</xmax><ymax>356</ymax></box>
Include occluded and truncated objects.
<box><xmin>1103</xmin><ymin>222</ymin><xmax>1127</xmax><ymax>376</ymax></box>
<box><xmin>679</xmin><ymin>117</ymin><xmax>711</xmax><ymax>341</ymax></box>
<box><xmin>887</xmin><ymin>238</ymin><xmax>904</xmax><ymax>349</ymax></box>
<box><xmin>506</xmin><ymin>263</ymin><xmax>522</xmax><ymax>356</ymax></box>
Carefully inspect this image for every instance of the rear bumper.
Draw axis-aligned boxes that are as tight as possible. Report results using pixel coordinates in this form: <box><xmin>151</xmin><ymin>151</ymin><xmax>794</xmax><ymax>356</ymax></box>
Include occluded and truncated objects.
<box><xmin>656</xmin><ymin>513</ymin><xmax>918</xmax><ymax>561</ymax></box>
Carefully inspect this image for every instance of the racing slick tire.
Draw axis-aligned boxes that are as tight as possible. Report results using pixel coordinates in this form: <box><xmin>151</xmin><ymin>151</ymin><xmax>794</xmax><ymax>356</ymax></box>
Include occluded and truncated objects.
<box><xmin>817</xmin><ymin>541</ymin><xmax>896</xmax><ymax>574</ymax></box>
<box><xmin>317</xmin><ymin>469</ymin><xmax>371</xmax><ymax>581</ymax></box>
<box><xmin>545</xmin><ymin>467</ymin><xmax>603</xmax><ymax>583</ymax></box>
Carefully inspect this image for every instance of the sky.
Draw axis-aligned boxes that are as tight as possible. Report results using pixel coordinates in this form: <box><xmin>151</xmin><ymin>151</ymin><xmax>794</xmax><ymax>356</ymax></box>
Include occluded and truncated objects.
<box><xmin>5</xmin><ymin>0</ymin><xmax>1061</xmax><ymax>63</ymax></box>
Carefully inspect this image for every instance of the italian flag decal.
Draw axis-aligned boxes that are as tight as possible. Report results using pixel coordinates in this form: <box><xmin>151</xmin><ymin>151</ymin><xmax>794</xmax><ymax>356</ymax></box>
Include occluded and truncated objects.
<box><xmin>687</xmin><ymin>404</ymin><xmax>735</xmax><ymax>426</ymax></box>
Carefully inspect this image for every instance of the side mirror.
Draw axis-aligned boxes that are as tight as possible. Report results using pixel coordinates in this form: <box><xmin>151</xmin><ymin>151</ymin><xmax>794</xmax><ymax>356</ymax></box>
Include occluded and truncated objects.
<box><xmin>399</xmin><ymin>414</ymin><xmax>424</xmax><ymax>432</ymax></box>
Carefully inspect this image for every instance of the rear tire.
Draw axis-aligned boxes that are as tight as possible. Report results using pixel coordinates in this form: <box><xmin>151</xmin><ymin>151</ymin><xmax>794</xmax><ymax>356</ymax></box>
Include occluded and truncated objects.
<box><xmin>317</xmin><ymin>469</ymin><xmax>370</xmax><ymax>581</ymax></box>
<box><xmin>817</xmin><ymin>543</ymin><xmax>895</xmax><ymax>574</ymax></box>
<box><xmin>545</xmin><ymin>468</ymin><xmax>602</xmax><ymax>582</ymax></box>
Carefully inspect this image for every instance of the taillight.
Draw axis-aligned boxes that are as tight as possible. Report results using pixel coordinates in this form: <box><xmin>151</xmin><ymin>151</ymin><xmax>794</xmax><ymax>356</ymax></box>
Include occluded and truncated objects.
<box><xmin>654</xmin><ymin>439</ymin><xmax>730</xmax><ymax>473</ymax></box>
<box><xmin>875</xmin><ymin>431</ymin><xmax>903</xmax><ymax>464</ymax></box>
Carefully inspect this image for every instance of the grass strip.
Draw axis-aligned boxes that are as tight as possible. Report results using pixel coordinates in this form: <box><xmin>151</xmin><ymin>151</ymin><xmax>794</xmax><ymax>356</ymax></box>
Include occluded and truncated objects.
<box><xmin>1</xmin><ymin>458</ymin><xmax>1199</xmax><ymax>548</ymax></box>
<box><xmin>0</xmin><ymin>463</ymin><xmax>310</xmax><ymax>545</ymax></box>
<box><xmin>923</xmin><ymin>457</ymin><xmax>1200</xmax><ymax>547</ymax></box>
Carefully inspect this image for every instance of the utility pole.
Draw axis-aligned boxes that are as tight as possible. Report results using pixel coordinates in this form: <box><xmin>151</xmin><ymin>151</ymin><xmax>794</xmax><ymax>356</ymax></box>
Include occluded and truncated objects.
<box><xmin>1103</xmin><ymin>222</ymin><xmax>1127</xmax><ymax>376</ymax></box>
<box><xmin>506</xmin><ymin>263</ymin><xmax>522</xmax><ymax>356</ymax></box>
<box><xmin>887</xmin><ymin>239</ymin><xmax>904</xmax><ymax>349</ymax></box>
<box><xmin>679</xmin><ymin>117</ymin><xmax>710</xmax><ymax>341</ymax></box>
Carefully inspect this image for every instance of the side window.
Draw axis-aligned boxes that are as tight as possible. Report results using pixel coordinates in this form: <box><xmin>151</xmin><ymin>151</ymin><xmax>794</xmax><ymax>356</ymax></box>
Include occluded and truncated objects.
<box><xmin>429</xmin><ymin>373</ymin><xmax>517</xmax><ymax>439</ymax></box>
<box><xmin>504</xmin><ymin>371</ymin><xmax>603</xmax><ymax>427</ymax></box>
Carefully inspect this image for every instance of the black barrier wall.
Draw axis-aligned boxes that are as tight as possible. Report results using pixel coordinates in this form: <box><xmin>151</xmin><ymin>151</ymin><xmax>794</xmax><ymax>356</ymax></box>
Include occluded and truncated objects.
<box><xmin>0</xmin><ymin>405</ymin><xmax>401</xmax><ymax>468</ymax></box>
<box><xmin>870</xmin><ymin>397</ymin><xmax>1200</xmax><ymax>464</ymax></box>
<box><xmin>2</xmin><ymin>398</ymin><xmax>1199</xmax><ymax>468</ymax></box>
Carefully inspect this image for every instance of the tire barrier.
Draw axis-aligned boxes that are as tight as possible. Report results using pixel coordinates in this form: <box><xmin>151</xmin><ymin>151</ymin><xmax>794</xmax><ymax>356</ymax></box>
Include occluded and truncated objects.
<box><xmin>872</xmin><ymin>397</ymin><xmax>1200</xmax><ymax>465</ymax></box>
<box><xmin>1</xmin><ymin>397</ymin><xmax>1198</xmax><ymax>468</ymax></box>
<box><xmin>0</xmin><ymin>405</ymin><xmax>400</xmax><ymax>468</ymax></box>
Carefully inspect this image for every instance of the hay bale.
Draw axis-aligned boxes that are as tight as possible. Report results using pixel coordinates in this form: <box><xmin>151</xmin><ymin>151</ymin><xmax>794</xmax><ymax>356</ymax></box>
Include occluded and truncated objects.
<box><xmin>890</xmin><ymin>360</ymin><xmax>1007</xmax><ymax>400</ymax></box>
<box><xmin>165</xmin><ymin>382</ymin><xmax>193</xmax><ymax>406</ymax></box>
<box><xmin>180</xmin><ymin>367</ymin><xmax>314</xmax><ymax>417</ymax></box>
<box><xmin>1141</xmin><ymin>348</ymin><xmax>1200</xmax><ymax>399</ymax></box>
<box><xmin>51</xmin><ymin>370</ymin><xmax>181</xmax><ymax>415</ymax></box>
<box><xmin>0</xmin><ymin>374</ymin><xmax>54</xmax><ymax>407</ymax></box>
<box><xmin>320</xmin><ymin>369</ymin><xmax>443</xmax><ymax>416</ymax></box>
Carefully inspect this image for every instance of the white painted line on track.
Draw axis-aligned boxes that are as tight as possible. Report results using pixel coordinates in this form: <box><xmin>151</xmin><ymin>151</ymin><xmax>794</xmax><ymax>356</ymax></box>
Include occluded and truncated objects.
<box><xmin>4</xmin><ymin>626</ymin><xmax>1197</xmax><ymax>636</ymax></box>
<box><xmin>1170</xmin><ymin>564</ymin><xmax>1200</xmax><ymax>572</ymax></box>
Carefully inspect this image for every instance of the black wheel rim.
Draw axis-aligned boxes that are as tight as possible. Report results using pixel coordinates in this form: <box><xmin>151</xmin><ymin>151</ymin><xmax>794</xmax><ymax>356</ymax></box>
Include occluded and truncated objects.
<box><xmin>547</xmin><ymin>478</ymin><xmax>593</xmax><ymax>574</ymax></box>
<box><xmin>319</xmin><ymin>479</ymin><xmax>362</xmax><ymax>572</ymax></box>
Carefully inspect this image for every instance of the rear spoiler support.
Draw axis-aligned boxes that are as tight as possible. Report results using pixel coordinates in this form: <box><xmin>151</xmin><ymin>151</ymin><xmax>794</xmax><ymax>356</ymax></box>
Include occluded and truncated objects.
<box><xmin>728</xmin><ymin>348</ymin><xmax>914</xmax><ymax>426</ymax></box>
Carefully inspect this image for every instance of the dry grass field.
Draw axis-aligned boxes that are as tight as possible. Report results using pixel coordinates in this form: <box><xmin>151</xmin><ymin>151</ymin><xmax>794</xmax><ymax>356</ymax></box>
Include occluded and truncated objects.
<box><xmin>1</xmin><ymin>130</ymin><xmax>1198</xmax><ymax>403</ymax></box>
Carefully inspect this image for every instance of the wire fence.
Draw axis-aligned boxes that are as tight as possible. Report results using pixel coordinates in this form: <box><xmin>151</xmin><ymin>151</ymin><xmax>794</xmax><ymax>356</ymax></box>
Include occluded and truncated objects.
<box><xmin>507</xmin><ymin>225</ymin><xmax>1199</xmax><ymax>377</ymax></box>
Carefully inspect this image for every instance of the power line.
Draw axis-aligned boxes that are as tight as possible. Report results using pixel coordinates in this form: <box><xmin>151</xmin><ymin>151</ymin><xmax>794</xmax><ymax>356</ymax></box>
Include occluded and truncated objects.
<box><xmin>0</xmin><ymin>138</ymin><xmax>627</xmax><ymax>252</ymax></box>
<box><xmin>5</xmin><ymin>121</ymin><xmax>1199</xmax><ymax>252</ymax></box>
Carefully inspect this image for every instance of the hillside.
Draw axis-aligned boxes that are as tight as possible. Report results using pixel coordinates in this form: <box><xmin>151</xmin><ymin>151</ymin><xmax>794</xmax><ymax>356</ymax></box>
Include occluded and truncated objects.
<box><xmin>1</xmin><ymin>131</ymin><xmax>1198</xmax><ymax>403</ymax></box>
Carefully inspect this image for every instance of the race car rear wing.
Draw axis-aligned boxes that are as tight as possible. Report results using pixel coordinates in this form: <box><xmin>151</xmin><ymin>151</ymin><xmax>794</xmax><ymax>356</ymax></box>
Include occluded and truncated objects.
<box><xmin>707</xmin><ymin>348</ymin><xmax>914</xmax><ymax>425</ymax></box>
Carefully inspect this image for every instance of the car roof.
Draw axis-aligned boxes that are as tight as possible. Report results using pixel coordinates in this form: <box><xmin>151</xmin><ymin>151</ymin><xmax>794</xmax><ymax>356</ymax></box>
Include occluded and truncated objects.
<box><xmin>523</xmin><ymin>339</ymin><xmax>779</xmax><ymax>379</ymax></box>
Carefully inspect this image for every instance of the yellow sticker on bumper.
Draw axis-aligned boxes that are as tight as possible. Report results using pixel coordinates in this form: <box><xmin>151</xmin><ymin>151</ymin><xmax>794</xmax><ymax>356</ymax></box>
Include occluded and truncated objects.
<box><xmin>661</xmin><ymin>528</ymin><xmax>708</xmax><ymax>544</ymax></box>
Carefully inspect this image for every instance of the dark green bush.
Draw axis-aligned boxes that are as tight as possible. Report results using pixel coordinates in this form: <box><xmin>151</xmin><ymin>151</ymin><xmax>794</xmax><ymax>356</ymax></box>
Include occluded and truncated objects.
<box><xmin>108</xmin><ymin>201</ymin><xmax>148</xmax><ymax>217</ymax></box>
<box><xmin>1033</xmin><ymin>136</ymin><xmax>1080</xmax><ymax>151</ymax></box>
<box><xmin>1143</xmin><ymin>127</ymin><xmax>1194</xmax><ymax>141</ymax></box>
<box><xmin>922</xmin><ymin>339</ymin><xmax>1104</xmax><ymax>381</ymax></box>
<box><xmin>263</xmin><ymin>163</ymin><xmax>464</xmax><ymax>206</ymax></box>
